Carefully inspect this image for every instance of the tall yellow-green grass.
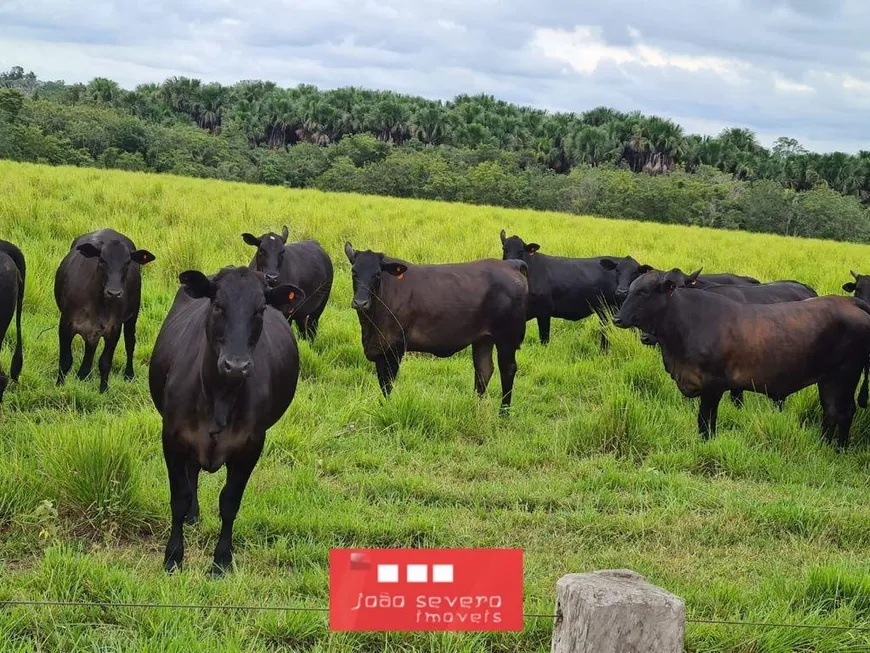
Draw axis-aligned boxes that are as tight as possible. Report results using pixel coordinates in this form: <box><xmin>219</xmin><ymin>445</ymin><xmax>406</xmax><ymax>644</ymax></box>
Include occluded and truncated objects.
<box><xmin>1</xmin><ymin>161</ymin><xmax>870</xmax><ymax>652</ymax></box>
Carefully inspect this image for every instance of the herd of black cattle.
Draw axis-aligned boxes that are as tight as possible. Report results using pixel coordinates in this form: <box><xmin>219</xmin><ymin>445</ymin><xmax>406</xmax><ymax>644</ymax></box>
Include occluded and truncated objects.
<box><xmin>0</xmin><ymin>225</ymin><xmax>869</xmax><ymax>574</ymax></box>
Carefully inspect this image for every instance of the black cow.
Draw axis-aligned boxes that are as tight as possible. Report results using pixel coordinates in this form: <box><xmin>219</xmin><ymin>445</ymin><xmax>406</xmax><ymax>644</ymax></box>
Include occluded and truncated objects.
<box><xmin>0</xmin><ymin>239</ymin><xmax>25</xmax><ymax>402</ymax></box>
<box><xmin>640</xmin><ymin>268</ymin><xmax>817</xmax><ymax>409</ymax></box>
<box><xmin>242</xmin><ymin>226</ymin><xmax>333</xmax><ymax>341</ymax></box>
<box><xmin>613</xmin><ymin>270</ymin><xmax>870</xmax><ymax>448</ymax></box>
<box><xmin>149</xmin><ymin>266</ymin><xmax>305</xmax><ymax>575</ymax></box>
<box><xmin>345</xmin><ymin>242</ymin><xmax>528</xmax><ymax>413</ymax></box>
<box><xmin>55</xmin><ymin>229</ymin><xmax>154</xmax><ymax>393</ymax></box>
<box><xmin>843</xmin><ymin>270</ymin><xmax>870</xmax><ymax>303</ymax></box>
<box><xmin>499</xmin><ymin>229</ymin><xmax>647</xmax><ymax>348</ymax></box>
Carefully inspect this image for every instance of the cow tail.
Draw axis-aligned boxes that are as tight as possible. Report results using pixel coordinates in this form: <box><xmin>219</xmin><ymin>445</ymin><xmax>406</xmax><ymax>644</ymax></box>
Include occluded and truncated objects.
<box><xmin>10</xmin><ymin>267</ymin><xmax>23</xmax><ymax>382</ymax></box>
<box><xmin>860</xmin><ymin>360</ymin><xmax>869</xmax><ymax>409</ymax></box>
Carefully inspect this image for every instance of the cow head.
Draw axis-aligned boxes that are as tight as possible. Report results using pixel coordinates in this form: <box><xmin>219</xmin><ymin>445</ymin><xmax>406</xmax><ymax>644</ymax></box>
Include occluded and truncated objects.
<box><xmin>241</xmin><ymin>225</ymin><xmax>289</xmax><ymax>288</ymax></box>
<box><xmin>662</xmin><ymin>267</ymin><xmax>703</xmax><ymax>289</ymax></box>
<box><xmin>344</xmin><ymin>242</ymin><xmax>407</xmax><ymax>312</ymax></box>
<box><xmin>843</xmin><ymin>270</ymin><xmax>870</xmax><ymax>303</ymax></box>
<box><xmin>76</xmin><ymin>239</ymin><xmax>154</xmax><ymax>300</ymax></box>
<box><xmin>500</xmin><ymin>230</ymin><xmax>539</xmax><ymax>264</ymax></box>
<box><xmin>599</xmin><ymin>256</ymin><xmax>654</xmax><ymax>304</ymax></box>
<box><xmin>179</xmin><ymin>266</ymin><xmax>304</xmax><ymax>380</ymax></box>
<box><xmin>612</xmin><ymin>269</ymin><xmax>683</xmax><ymax>332</ymax></box>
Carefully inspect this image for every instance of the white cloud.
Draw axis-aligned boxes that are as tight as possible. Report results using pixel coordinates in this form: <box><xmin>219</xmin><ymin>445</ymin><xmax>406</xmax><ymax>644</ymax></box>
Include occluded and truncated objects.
<box><xmin>531</xmin><ymin>25</ymin><xmax>748</xmax><ymax>83</ymax></box>
<box><xmin>773</xmin><ymin>76</ymin><xmax>814</xmax><ymax>93</ymax></box>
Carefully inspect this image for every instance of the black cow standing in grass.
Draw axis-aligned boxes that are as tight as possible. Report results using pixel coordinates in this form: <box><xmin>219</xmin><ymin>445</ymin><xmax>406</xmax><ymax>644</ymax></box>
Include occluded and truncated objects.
<box><xmin>242</xmin><ymin>226</ymin><xmax>333</xmax><ymax>341</ymax></box>
<box><xmin>499</xmin><ymin>229</ymin><xmax>649</xmax><ymax>349</ymax></box>
<box><xmin>150</xmin><ymin>267</ymin><xmax>305</xmax><ymax>576</ymax></box>
<box><xmin>0</xmin><ymin>239</ymin><xmax>25</xmax><ymax>402</ymax></box>
<box><xmin>613</xmin><ymin>270</ymin><xmax>870</xmax><ymax>448</ymax></box>
<box><xmin>639</xmin><ymin>268</ymin><xmax>818</xmax><ymax>410</ymax></box>
<box><xmin>345</xmin><ymin>242</ymin><xmax>528</xmax><ymax>413</ymax></box>
<box><xmin>55</xmin><ymin>229</ymin><xmax>154</xmax><ymax>393</ymax></box>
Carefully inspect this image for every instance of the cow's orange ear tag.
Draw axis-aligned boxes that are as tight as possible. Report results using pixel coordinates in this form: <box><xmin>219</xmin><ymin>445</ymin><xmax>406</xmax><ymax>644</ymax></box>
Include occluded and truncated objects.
<box><xmin>397</xmin><ymin>273</ymin><xmax>404</xmax><ymax>280</ymax></box>
<box><xmin>288</xmin><ymin>291</ymin><xmax>295</xmax><ymax>300</ymax></box>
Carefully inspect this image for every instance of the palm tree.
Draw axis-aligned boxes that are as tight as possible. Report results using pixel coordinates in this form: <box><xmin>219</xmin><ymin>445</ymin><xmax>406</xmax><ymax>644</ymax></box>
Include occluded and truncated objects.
<box><xmin>86</xmin><ymin>77</ymin><xmax>122</xmax><ymax>105</ymax></box>
<box><xmin>197</xmin><ymin>83</ymin><xmax>227</xmax><ymax>133</ymax></box>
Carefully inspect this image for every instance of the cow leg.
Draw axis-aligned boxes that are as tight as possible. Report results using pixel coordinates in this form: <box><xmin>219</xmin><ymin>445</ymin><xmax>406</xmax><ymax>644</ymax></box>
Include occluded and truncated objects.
<box><xmin>496</xmin><ymin>343</ymin><xmax>519</xmax><ymax>415</ymax></box>
<box><xmin>306</xmin><ymin>307</ymin><xmax>325</xmax><ymax>341</ymax></box>
<box><xmin>537</xmin><ymin>316</ymin><xmax>551</xmax><ymax>346</ymax></box>
<box><xmin>212</xmin><ymin>444</ymin><xmax>262</xmax><ymax>577</ymax></box>
<box><xmin>123</xmin><ymin>315</ymin><xmax>137</xmax><ymax>381</ymax></box>
<box><xmin>97</xmin><ymin>330</ymin><xmax>121</xmax><ymax>394</ymax></box>
<box><xmin>821</xmin><ymin>375</ymin><xmax>860</xmax><ymax>451</ymax></box>
<box><xmin>375</xmin><ymin>349</ymin><xmax>403</xmax><ymax>397</ymax></box>
<box><xmin>698</xmin><ymin>391</ymin><xmax>723</xmax><ymax>439</ymax></box>
<box><xmin>57</xmin><ymin>322</ymin><xmax>74</xmax><ymax>385</ymax></box>
<box><xmin>817</xmin><ymin>381</ymin><xmax>838</xmax><ymax>446</ymax></box>
<box><xmin>472</xmin><ymin>337</ymin><xmax>495</xmax><ymax>396</ymax></box>
<box><xmin>77</xmin><ymin>339</ymin><xmax>98</xmax><ymax>381</ymax></box>
<box><xmin>774</xmin><ymin>398</ymin><xmax>785</xmax><ymax>412</ymax></box>
<box><xmin>185</xmin><ymin>459</ymin><xmax>201</xmax><ymax>525</ymax></box>
<box><xmin>730</xmin><ymin>389</ymin><xmax>744</xmax><ymax>408</ymax></box>
<box><xmin>294</xmin><ymin>316</ymin><xmax>309</xmax><ymax>341</ymax></box>
<box><xmin>163</xmin><ymin>447</ymin><xmax>192</xmax><ymax>573</ymax></box>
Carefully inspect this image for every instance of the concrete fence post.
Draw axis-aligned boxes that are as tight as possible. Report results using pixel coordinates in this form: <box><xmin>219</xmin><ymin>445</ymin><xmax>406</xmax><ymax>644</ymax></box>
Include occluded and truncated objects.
<box><xmin>550</xmin><ymin>569</ymin><xmax>686</xmax><ymax>653</ymax></box>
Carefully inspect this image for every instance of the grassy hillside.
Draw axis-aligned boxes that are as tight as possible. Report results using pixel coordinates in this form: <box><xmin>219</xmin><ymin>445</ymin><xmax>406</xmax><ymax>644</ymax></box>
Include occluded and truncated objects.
<box><xmin>1</xmin><ymin>161</ymin><xmax>870</xmax><ymax>652</ymax></box>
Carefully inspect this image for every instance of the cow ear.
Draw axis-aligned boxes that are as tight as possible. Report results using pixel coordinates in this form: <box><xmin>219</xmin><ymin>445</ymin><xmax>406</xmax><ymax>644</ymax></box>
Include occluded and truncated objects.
<box><xmin>687</xmin><ymin>268</ymin><xmax>702</xmax><ymax>286</ymax></box>
<box><xmin>638</xmin><ymin>264</ymin><xmax>654</xmax><ymax>274</ymax></box>
<box><xmin>844</xmin><ymin>282</ymin><xmax>857</xmax><ymax>293</ymax></box>
<box><xmin>76</xmin><ymin>243</ymin><xmax>101</xmax><ymax>258</ymax></box>
<box><xmin>851</xmin><ymin>270</ymin><xmax>860</xmax><ymax>280</ymax></box>
<box><xmin>665</xmin><ymin>280</ymin><xmax>677</xmax><ymax>296</ymax></box>
<box><xmin>179</xmin><ymin>270</ymin><xmax>215</xmax><ymax>300</ymax></box>
<box><xmin>266</xmin><ymin>283</ymin><xmax>305</xmax><ymax>315</ymax></box>
<box><xmin>281</xmin><ymin>225</ymin><xmax>289</xmax><ymax>242</ymax></box>
<box><xmin>242</xmin><ymin>233</ymin><xmax>261</xmax><ymax>248</ymax></box>
<box><xmin>382</xmin><ymin>262</ymin><xmax>408</xmax><ymax>278</ymax></box>
<box><xmin>526</xmin><ymin>243</ymin><xmax>540</xmax><ymax>255</ymax></box>
<box><xmin>344</xmin><ymin>241</ymin><xmax>356</xmax><ymax>264</ymax></box>
<box><xmin>599</xmin><ymin>258</ymin><xmax>617</xmax><ymax>271</ymax></box>
<box><xmin>500</xmin><ymin>229</ymin><xmax>507</xmax><ymax>245</ymax></box>
<box><xmin>130</xmin><ymin>249</ymin><xmax>155</xmax><ymax>266</ymax></box>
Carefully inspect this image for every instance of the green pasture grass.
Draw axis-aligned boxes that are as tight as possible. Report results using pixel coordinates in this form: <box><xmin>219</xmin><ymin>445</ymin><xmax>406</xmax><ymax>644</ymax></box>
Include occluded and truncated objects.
<box><xmin>1</xmin><ymin>161</ymin><xmax>870</xmax><ymax>651</ymax></box>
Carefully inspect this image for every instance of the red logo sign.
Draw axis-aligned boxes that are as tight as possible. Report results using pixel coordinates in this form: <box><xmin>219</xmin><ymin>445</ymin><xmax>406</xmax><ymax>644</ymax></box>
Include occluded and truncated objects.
<box><xmin>329</xmin><ymin>548</ymin><xmax>523</xmax><ymax>632</ymax></box>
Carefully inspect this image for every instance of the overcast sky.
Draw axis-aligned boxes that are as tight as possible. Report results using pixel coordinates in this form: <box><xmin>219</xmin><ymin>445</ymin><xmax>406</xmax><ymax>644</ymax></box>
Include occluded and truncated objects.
<box><xmin>2</xmin><ymin>0</ymin><xmax>869</xmax><ymax>153</ymax></box>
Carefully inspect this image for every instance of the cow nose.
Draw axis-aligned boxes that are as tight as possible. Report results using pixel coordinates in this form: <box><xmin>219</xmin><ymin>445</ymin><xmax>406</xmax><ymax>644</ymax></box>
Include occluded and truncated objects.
<box><xmin>612</xmin><ymin>316</ymin><xmax>623</xmax><ymax>327</ymax></box>
<box><xmin>221</xmin><ymin>357</ymin><xmax>252</xmax><ymax>378</ymax></box>
<box><xmin>105</xmin><ymin>288</ymin><xmax>123</xmax><ymax>299</ymax></box>
<box><xmin>265</xmin><ymin>274</ymin><xmax>279</xmax><ymax>286</ymax></box>
<box><xmin>351</xmin><ymin>298</ymin><xmax>370</xmax><ymax>311</ymax></box>
<box><xmin>616</xmin><ymin>290</ymin><xmax>627</xmax><ymax>299</ymax></box>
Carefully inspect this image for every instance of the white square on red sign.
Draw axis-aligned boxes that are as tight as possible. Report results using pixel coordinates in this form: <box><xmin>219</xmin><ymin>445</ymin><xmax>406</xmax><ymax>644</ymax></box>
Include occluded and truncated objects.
<box><xmin>329</xmin><ymin>548</ymin><xmax>524</xmax><ymax>632</ymax></box>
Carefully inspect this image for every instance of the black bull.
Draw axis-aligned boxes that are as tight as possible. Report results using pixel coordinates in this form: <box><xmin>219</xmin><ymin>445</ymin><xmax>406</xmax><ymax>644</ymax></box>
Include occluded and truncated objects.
<box><xmin>149</xmin><ymin>266</ymin><xmax>304</xmax><ymax>575</ymax></box>
<box><xmin>613</xmin><ymin>270</ymin><xmax>870</xmax><ymax>448</ymax></box>
<box><xmin>242</xmin><ymin>226</ymin><xmax>334</xmax><ymax>341</ymax></box>
<box><xmin>345</xmin><ymin>242</ymin><xmax>528</xmax><ymax>412</ymax></box>
<box><xmin>638</xmin><ymin>269</ymin><xmax>818</xmax><ymax>409</ymax></box>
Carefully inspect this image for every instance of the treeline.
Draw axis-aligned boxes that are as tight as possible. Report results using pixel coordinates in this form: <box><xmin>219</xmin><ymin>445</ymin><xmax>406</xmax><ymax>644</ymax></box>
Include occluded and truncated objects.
<box><xmin>2</xmin><ymin>65</ymin><xmax>870</xmax><ymax>243</ymax></box>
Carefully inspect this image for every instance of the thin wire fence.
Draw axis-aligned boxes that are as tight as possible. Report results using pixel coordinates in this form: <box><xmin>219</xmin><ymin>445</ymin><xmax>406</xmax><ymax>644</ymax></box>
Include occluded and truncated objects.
<box><xmin>3</xmin><ymin>599</ymin><xmax>870</xmax><ymax>634</ymax></box>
